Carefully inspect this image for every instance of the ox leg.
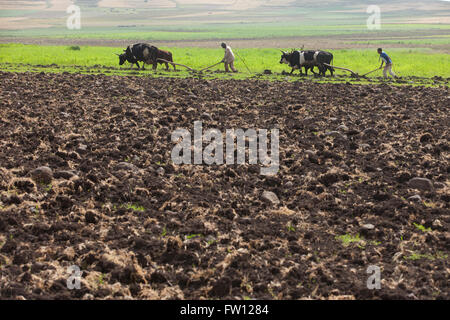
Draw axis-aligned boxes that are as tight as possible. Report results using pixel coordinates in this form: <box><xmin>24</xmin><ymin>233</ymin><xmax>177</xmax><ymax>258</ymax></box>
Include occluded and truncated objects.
<box><xmin>317</xmin><ymin>64</ymin><xmax>324</xmax><ymax>76</ymax></box>
<box><xmin>329</xmin><ymin>67</ymin><xmax>335</xmax><ymax>77</ymax></box>
<box><xmin>165</xmin><ymin>63</ymin><xmax>169</xmax><ymax>71</ymax></box>
<box><xmin>291</xmin><ymin>67</ymin><xmax>300</xmax><ymax>75</ymax></box>
<box><xmin>322</xmin><ymin>65</ymin><xmax>328</xmax><ymax>77</ymax></box>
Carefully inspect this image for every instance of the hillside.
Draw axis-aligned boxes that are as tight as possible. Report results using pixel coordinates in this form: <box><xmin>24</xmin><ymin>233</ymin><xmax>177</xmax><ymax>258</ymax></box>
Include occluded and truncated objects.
<box><xmin>0</xmin><ymin>0</ymin><xmax>449</xmax><ymax>31</ymax></box>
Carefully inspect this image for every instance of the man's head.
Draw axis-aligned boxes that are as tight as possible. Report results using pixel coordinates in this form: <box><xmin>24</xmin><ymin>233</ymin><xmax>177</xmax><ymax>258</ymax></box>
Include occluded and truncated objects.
<box><xmin>221</xmin><ymin>43</ymin><xmax>227</xmax><ymax>49</ymax></box>
<box><xmin>377</xmin><ymin>48</ymin><xmax>383</xmax><ymax>54</ymax></box>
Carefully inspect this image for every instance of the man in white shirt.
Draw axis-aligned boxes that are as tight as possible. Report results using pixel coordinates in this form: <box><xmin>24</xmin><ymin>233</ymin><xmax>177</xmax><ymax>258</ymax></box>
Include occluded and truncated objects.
<box><xmin>221</xmin><ymin>43</ymin><xmax>237</xmax><ymax>73</ymax></box>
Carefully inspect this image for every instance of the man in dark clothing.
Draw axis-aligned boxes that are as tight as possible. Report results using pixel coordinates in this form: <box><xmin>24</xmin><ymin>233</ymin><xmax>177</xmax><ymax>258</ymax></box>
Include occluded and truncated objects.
<box><xmin>378</xmin><ymin>48</ymin><xmax>396</xmax><ymax>79</ymax></box>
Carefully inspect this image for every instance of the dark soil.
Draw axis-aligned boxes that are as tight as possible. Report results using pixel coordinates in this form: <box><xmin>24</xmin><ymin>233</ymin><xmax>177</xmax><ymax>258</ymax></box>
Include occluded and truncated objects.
<box><xmin>0</xmin><ymin>71</ymin><xmax>448</xmax><ymax>300</ymax></box>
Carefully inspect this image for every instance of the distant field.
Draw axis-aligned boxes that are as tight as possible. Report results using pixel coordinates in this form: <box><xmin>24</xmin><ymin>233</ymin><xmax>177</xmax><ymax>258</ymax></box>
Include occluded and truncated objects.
<box><xmin>0</xmin><ymin>44</ymin><xmax>449</xmax><ymax>81</ymax></box>
<box><xmin>1</xmin><ymin>1</ymin><xmax>448</xmax><ymax>55</ymax></box>
<box><xmin>2</xmin><ymin>23</ymin><xmax>450</xmax><ymax>41</ymax></box>
<box><xmin>349</xmin><ymin>35</ymin><xmax>450</xmax><ymax>46</ymax></box>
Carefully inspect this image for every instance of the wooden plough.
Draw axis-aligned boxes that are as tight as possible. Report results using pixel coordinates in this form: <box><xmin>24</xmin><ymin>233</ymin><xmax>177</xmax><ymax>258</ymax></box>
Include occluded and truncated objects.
<box><xmin>199</xmin><ymin>61</ymin><xmax>224</xmax><ymax>72</ymax></box>
<box><xmin>146</xmin><ymin>58</ymin><xmax>381</xmax><ymax>78</ymax></box>
<box><xmin>156</xmin><ymin>58</ymin><xmax>195</xmax><ymax>71</ymax></box>
<box><xmin>360</xmin><ymin>67</ymin><xmax>382</xmax><ymax>77</ymax></box>
<box><xmin>155</xmin><ymin>59</ymin><xmax>225</xmax><ymax>73</ymax></box>
<box><xmin>323</xmin><ymin>63</ymin><xmax>381</xmax><ymax>78</ymax></box>
<box><xmin>323</xmin><ymin>63</ymin><xmax>357</xmax><ymax>76</ymax></box>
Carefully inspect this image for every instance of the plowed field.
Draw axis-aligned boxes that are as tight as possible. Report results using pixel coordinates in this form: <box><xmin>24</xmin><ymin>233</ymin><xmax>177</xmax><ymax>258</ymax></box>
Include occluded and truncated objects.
<box><xmin>0</xmin><ymin>72</ymin><xmax>448</xmax><ymax>300</ymax></box>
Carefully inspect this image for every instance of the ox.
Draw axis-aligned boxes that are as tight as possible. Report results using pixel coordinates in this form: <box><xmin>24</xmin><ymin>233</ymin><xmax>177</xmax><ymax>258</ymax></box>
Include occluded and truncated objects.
<box><xmin>150</xmin><ymin>48</ymin><xmax>176</xmax><ymax>71</ymax></box>
<box><xmin>117</xmin><ymin>43</ymin><xmax>158</xmax><ymax>70</ymax></box>
<box><xmin>280</xmin><ymin>50</ymin><xmax>334</xmax><ymax>76</ymax></box>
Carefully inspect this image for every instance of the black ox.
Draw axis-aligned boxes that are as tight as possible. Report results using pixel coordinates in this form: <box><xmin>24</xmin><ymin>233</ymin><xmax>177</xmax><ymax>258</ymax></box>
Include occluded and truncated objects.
<box><xmin>280</xmin><ymin>50</ymin><xmax>334</xmax><ymax>76</ymax></box>
<box><xmin>116</xmin><ymin>43</ymin><xmax>158</xmax><ymax>70</ymax></box>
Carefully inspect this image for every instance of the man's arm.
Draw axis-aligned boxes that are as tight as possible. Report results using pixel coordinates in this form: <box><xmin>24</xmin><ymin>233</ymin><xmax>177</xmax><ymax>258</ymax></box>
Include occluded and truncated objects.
<box><xmin>379</xmin><ymin>56</ymin><xmax>385</xmax><ymax>69</ymax></box>
<box><xmin>221</xmin><ymin>49</ymin><xmax>227</xmax><ymax>63</ymax></box>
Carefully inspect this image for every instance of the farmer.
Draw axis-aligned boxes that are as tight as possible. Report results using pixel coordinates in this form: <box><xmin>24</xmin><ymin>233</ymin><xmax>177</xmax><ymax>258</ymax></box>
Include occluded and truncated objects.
<box><xmin>221</xmin><ymin>43</ymin><xmax>237</xmax><ymax>73</ymax></box>
<box><xmin>378</xmin><ymin>48</ymin><xmax>396</xmax><ymax>79</ymax></box>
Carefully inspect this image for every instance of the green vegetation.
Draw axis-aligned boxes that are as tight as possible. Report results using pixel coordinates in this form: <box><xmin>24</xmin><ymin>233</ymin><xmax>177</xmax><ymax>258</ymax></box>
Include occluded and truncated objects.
<box><xmin>287</xmin><ymin>223</ymin><xmax>296</xmax><ymax>232</ymax></box>
<box><xmin>422</xmin><ymin>201</ymin><xmax>436</xmax><ymax>208</ymax></box>
<box><xmin>350</xmin><ymin>36</ymin><xmax>450</xmax><ymax>46</ymax></box>
<box><xmin>0</xmin><ymin>44</ymin><xmax>449</xmax><ymax>81</ymax></box>
<box><xmin>32</xmin><ymin>204</ymin><xmax>41</xmax><ymax>215</ymax></box>
<box><xmin>413</xmin><ymin>222</ymin><xmax>432</xmax><ymax>233</ymax></box>
<box><xmin>336</xmin><ymin>233</ymin><xmax>363</xmax><ymax>246</ymax></box>
<box><xmin>335</xmin><ymin>233</ymin><xmax>381</xmax><ymax>248</ymax></box>
<box><xmin>186</xmin><ymin>234</ymin><xmax>203</xmax><ymax>240</ymax></box>
<box><xmin>98</xmin><ymin>273</ymin><xmax>105</xmax><ymax>285</ymax></box>
<box><xmin>113</xmin><ymin>203</ymin><xmax>145</xmax><ymax>212</ymax></box>
<box><xmin>1</xmin><ymin>0</ymin><xmax>449</xmax><ymax>42</ymax></box>
<box><xmin>404</xmin><ymin>251</ymin><xmax>448</xmax><ymax>261</ymax></box>
<box><xmin>124</xmin><ymin>203</ymin><xmax>145</xmax><ymax>212</ymax></box>
<box><xmin>2</xmin><ymin>22</ymin><xmax>450</xmax><ymax>41</ymax></box>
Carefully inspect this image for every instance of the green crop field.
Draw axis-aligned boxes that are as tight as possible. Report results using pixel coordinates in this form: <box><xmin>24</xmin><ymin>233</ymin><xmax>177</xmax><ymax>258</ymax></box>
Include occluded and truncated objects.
<box><xmin>1</xmin><ymin>0</ymin><xmax>449</xmax><ymax>42</ymax></box>
<box><xmin>349</xmin><ymin>35</ymin><xmax>450</xmax><ymax>46</ymax></box>
<box><xmin>0</xmin><ymin>44</ymin><xmax>449</xmax><ymax>82</ymax></box>
<box><xmin>2</xmin><ymin>23</ymin><xmax>450</xmax><ymax>41</ymax></box>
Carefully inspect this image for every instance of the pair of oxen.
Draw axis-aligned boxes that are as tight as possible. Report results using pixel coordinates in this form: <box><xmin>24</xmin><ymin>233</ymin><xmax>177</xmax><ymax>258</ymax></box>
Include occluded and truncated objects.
<box><xmin>116</xmin><ymin>43</ymin><xmax>175</xmax><ymax>71</ymax></box>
